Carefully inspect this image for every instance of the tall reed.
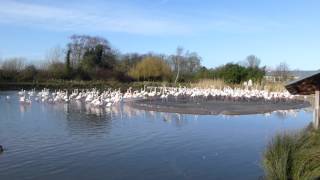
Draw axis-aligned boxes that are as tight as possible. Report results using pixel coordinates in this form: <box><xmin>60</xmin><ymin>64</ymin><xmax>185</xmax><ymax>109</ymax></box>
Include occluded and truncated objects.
<box><xmin>263</xmin><ymin>125</ymin><xmax>320</xmax><ymax>179</ymax></box>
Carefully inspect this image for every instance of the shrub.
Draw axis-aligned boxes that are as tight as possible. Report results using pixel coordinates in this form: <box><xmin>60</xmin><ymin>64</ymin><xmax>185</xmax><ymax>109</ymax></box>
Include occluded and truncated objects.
<box><xmin>48</xmin><ymin>62</ymin><xmax>66</xmax><ymax>79</ymax></box>
<box><xmin>18</xmin><ymin>65</ymin><xmax>37</xmax><ymax>81</ymax></box>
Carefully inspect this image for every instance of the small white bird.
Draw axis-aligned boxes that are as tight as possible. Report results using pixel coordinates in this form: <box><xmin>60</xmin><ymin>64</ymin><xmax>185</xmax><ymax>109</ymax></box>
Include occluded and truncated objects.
<box><xmin>106</xmin><ymin>102</ymin><xmax>112</xmax><ymax>108</ymax></box>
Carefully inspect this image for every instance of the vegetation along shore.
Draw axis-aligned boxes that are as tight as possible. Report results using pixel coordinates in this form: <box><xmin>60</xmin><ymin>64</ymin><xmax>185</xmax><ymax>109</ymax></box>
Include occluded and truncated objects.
<box><xmin>0</xmin><ymin>34</ymin><xmax>291</xmax><ymax>91</ymax></box>
<box><xmin>263</xmin><ymin>125</ymin><xmax>320</xmax><ymax>179</ymax></box>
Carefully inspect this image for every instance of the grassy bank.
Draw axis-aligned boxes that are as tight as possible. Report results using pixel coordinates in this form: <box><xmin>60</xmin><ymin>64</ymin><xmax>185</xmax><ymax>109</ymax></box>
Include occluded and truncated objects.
<box><xmin>263</xmin><ymin>124</ymin><xmax>320</xmax><ymax>179</ymax></box>
<box><xmin>0</xmin><ymin>80</ymin><xmax>186</xmax><ymax>91</ymax></box>
<box><xmin>0</xmin><ymin>79</ymin><xmax>286</xmax><ymax>92</ymax></box>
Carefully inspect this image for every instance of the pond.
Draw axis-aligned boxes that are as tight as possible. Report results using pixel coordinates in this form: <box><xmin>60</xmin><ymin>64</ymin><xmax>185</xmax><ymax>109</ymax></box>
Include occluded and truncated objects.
<box><xmin>0</xmin><ymin>91</ymin><xmax>313</xmax><ymax>180</ymax></box>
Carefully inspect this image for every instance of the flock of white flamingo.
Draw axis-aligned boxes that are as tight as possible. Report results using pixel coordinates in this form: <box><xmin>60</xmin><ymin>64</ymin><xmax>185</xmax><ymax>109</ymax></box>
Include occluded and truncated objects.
<box><xmin>10</xmin><ymin>86</ymin><xmax>302</xmax><ymax>107</ymax></box>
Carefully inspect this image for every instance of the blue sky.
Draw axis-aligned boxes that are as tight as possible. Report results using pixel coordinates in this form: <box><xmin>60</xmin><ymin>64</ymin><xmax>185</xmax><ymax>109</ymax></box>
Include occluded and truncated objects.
<box><xmin>0</xmin><ymin>0</ymin><xmax>319</xmax><ymax>70</ymax></box>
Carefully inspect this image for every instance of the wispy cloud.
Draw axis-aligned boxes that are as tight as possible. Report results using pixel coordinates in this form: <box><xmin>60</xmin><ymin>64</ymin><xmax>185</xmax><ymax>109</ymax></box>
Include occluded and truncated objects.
<box><xmin>159</xmin><ymin>0</ymin><xmax>170</xmax><ymax>4</ymax></box>
<box><xmin>0</xmin><ymin>0</ymin><xmax>190</xmax><ymax>35</ymax></box>
<box><xmin>0</xmin><ymin>0</ymin><xmax>282</xmax><ymax>35</ymax></box>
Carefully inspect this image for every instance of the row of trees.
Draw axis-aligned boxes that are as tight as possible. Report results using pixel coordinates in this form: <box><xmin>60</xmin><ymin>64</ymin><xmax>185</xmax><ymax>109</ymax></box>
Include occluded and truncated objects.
<box><xmin>195</xmin><ymin>55</ymin><xmax>266</xmax><ymax>84</ymax></box>
<box><xmin>0</xmin><ymin>35</ymin><xmax>202</xmax><ymax>83</ymax></box>
<box><xmin>0</xmin><ymin>34</ymin><xmax>289</xmax><ymax>84</ymax></box>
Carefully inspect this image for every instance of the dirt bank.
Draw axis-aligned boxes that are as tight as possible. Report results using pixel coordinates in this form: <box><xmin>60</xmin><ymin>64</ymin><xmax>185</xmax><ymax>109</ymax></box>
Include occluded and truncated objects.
<box><xmin>130</xmin><ymin>98</ymin><xmax>310</xmax><ymax>115</ymax></box>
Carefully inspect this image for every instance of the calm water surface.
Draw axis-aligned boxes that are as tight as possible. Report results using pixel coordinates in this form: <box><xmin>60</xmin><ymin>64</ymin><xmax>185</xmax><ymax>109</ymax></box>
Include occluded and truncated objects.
<box><xmin>0</xmin><ymin>91</ymin><xmax>312</xmax><ymax>180</ymax></box>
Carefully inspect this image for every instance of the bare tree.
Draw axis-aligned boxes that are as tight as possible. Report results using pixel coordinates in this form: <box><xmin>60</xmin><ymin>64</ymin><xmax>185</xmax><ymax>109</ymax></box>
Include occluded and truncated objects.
<box><xmin>245</xmin><ymin>55</ymin><xmax>261</xmax><ymax>68</ymax></box>
<box><xmin>1</xmin><ymin>57</ymin><xmax>25</xmax><ymax>72</ymax></box>
<box><xmin>185</xmin><ymin>51</ymin><xmax>201</xmax><ymax>73</ymax></box>
<box><xmin>68</xmin><ymin>34</ymin><xmax>111</xmax><ymax>68</ymax></box>
<box><xmin>274</xmin><ymin>62</ymin><xmax>290</xmax><ymax>81</ymax></box>
<box><xmin>168</xmin><ymin>47</ymin><xmax>202</xmax><ymax>83</ymax></box>
<box><xmin>29</xmin><ymin>59</ymin><xmax>48</xmax><ymax>70</ymax></box>
<box><xmin>45</xmin><ymin>46</ymin><xmax>65</xmax><ymax>64</ymax></box>
<box><xmin>174</xmin><ymin>46</ymin><xmax>183</xmax><ymax>84</ymax></box>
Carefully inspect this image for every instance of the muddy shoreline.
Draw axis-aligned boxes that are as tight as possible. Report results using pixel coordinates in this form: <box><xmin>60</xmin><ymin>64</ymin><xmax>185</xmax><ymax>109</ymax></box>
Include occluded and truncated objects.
<box><xmin>130</xmin><ymin>98</ymin><xmax>311</xmax><ymax>115</ymax></box>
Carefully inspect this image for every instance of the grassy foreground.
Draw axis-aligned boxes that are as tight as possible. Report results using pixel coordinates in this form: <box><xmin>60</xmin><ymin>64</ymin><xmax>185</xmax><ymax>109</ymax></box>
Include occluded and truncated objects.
<box><xmin>263</xmin><ymin>124</ymin><xmax>320</xmax><ymax>180</ymax></box>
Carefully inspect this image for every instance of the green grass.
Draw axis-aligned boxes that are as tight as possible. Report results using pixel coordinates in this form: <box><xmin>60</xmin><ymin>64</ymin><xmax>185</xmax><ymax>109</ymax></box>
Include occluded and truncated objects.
<box><xmin>263</xmin><ymin>124</ymin><xmax>320</xmax><ymax>180</ymax></box>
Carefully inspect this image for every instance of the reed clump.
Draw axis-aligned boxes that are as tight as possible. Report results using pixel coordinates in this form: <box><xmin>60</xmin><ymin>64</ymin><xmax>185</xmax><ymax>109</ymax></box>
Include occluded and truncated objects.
<box><xmin>190</xmin><ymin>79</ymin><xmax>229</xmax><ymax>89</ymax></box>
<box><xmin>191</xmin><ymin>79</ymin><xmax>286</xmax><ymax>92</ymax></box>
<box><xmin>263</xmin><ymin>125</ymin><xmax>320</xmax><ymax>180</ymax></box>
<box><xmin>262</xmin><ymin>82</ymin><xmax>286</xmax><ymax>92</ymax></box>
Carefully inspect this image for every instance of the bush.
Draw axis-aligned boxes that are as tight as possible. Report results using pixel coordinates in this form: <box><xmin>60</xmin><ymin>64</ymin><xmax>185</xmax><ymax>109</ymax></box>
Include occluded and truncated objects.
<box><xmin>18</xmin><ymin>65</ymin><xmax>37</xmax><ymax>81</ymax></box>
<box><xmin>48</xmin><ymin>62</ymin><xmax>66</xmax><ymax>79</ymax></box>
<box><xmin>194</xmin><ymin>63</ymin><xmax>265</xmax><ymax>84</ymax></box>
<box><xmin>216</xmin><ymin>63</ymin><xmax>248</xmax><ymax>84</ymax></box>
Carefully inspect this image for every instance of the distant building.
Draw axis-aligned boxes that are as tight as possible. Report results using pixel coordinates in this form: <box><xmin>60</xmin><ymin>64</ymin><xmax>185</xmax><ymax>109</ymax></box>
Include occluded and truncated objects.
<box><xmin>265</xmin><ymin>70</ymin><xmax>318</xmax><ymax>82</ymax></box>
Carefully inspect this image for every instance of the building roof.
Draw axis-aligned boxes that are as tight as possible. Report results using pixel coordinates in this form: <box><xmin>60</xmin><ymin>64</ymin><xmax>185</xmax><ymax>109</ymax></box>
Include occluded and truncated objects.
<box><xmin>285</xmin><ymin>70</ymin><xmax>320</xmax><ymax>95</ymax></box>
